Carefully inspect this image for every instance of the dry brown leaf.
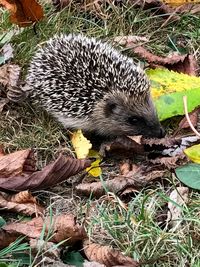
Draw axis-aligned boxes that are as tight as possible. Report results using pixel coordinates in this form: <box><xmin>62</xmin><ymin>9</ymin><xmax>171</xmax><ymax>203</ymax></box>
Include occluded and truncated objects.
<box><xmin>0</xmin><ymin>191</ymin><xmax>44</xmax><ymax>216</ymax></box>
<box><xmin>0</xmin><ymin>149</ymin><xmax>91</xmax><ymax>192</ymax></box>
<box><xmin>7</xmin><ymin>190</ymin><xmax>37</xmax><ymax>203</ymax></box>
<box><xmin>83</xmin><ymin>239</ymin><xmax>139</xmax><ymax>267</ymax></box>
<box><xmin>132</xmin><ymin>46</ymin><xmax>198</xmax><ymax>75</ymax></box>
<box><xmin>0</xmin><ymin>149</ymin><xmax>35</xmax><ymax>178</ymax></box>
<box><xmin>167</xmin><ymin>187</ymin><xmax>189</xmax><ymax>229</ymax></box>
<box><xmin>178</xmin><ymin>108</ymin><xmax>200</xmax><ymax>130</ymax></box>
<box><xmin>149</xmin><ymin>153</ymin><xmax>187</xmax><ymax>169</ymax></box>
<box><xmin>113</xmin><ymin>36</ymin><xmax>149</xmax><ymax>47</ymax></box>
<box><xmin>0</xmin><ymin>228</ymin><xmax>20</xmax><ymax>249</ymax></box>
<box><xmin>76</xmin><ymin>170</ymin><xmax>166</xmax><ymax>197</ymax></box>
<box><xmin>3</xmin><ymin>214</ymin><xmax>87</xmax><ymax>248</ymax></box>
<box><xmin>100</xmin><ymin>136</ymin><xmax>144</xmax><ymax>157</ymax></box>
<box><xmin>0</xmin><ymin>0</ymin><xmax>44</xmax><ymax>26</ymax></box>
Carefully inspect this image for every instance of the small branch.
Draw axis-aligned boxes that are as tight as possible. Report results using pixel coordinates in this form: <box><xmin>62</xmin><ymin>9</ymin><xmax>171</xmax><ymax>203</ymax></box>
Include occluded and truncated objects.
<box><xmin>183</xmin><ymin>95</ymin><xmax>200</xmax><ymax>138</ymax></box>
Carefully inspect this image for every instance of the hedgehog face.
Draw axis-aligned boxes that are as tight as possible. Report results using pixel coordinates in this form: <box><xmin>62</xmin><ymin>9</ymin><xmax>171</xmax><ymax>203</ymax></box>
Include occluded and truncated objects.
<box><xmin>92</xmin><ymin>92</ymin><xmax>165</xmax><ymax>138</ymax></box>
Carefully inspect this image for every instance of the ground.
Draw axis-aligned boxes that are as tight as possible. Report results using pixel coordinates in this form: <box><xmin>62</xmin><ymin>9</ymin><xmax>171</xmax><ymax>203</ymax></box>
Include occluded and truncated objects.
<box><xmin>0</xmin><ymin>2</ymin><xmax>200</xmax><ymax>267</ymax></box>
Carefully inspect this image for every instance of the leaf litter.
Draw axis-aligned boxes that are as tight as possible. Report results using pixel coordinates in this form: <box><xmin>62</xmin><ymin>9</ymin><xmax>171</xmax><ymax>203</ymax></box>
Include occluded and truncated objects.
<box><xmin>1</xmin><ymin>1</ymin><xmax>200</xmax><ymax>265</ymax></box>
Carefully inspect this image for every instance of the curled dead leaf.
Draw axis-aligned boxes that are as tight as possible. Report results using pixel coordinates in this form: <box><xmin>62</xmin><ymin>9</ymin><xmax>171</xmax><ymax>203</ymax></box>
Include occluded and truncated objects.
<box><xmin>0</xmin><ymin>150</ymin><xmax>91</xmax><ymax>192</ymax></box>
<box><xmin>76</xmin><ymin>169</ymin><xmax>166</xmax><ymax>197</ymax></box>
<box><xmin>83</xmin><ymin>239</ymin><xmax>139</xmax><ymax>267</ymax></box>
<box><xmin>131</xmin><ymin>47</ymin><xmax>198</xmax><ymax>75</ymax></box>
<box><xmin>0</xmin><ymin>149</ymin><xmax>36</xmax><ymax>178</ymax></box>
<box><xmin>0</xmin><ymin>191</ymin><xmax>44</xmax><ymax>216</ymax></box>
<box><xmin>3</xmin><ymin>214</ymin><xmax>87</xmax><ymax>248</ymax></box>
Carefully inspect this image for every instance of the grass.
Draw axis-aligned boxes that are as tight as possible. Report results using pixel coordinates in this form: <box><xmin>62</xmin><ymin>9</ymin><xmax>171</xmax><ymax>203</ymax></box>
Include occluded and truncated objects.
<box><xmin>0</xmin><ymin>2</ymin><xmax>200</xmax><ymax>266</ymax></box>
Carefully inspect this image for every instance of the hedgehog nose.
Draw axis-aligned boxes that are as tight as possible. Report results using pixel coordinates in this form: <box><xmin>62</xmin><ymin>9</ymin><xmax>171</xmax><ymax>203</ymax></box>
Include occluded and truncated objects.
<box><xmin>159</xmin><ymin>127</ymin><xmax>166</xmax><ymax>138</ymax></box>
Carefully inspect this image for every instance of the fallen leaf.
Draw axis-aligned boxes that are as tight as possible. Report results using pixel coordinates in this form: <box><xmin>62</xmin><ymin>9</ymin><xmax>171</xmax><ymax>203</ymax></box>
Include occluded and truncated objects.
<box><xmin>3</xmin><ymin>214</ymin><xmax>87</xmax><ymax>247</ymax></box>
<box><xmin>0</xmin><ymin>0</ymin><xmax>44</xmax><ymax>27</ymax></box>
<box><xmin>71</xmin><ymin>130</ymin><xmax>92</xmax><ymax>159</ymax></box>
<box><xmin>86</xmin><ymin>150</ymin><xmax>102</xmax><ymax>177</ymax></box>
<box><xmin>164</xmin><ymin>1</ymin><xmax>200</xmax><ymax>7</ymax></box>
<box><xmin>0</xmin><ymin>149</ymin><xmax>36</xmax><ymax>178</ymax></box>
<box><xmin>178</xmin><ymin>108</ymin><xmax>200</xmax><ymax>130</ymax></box>
<box><xmin>83</xmin><ymin>239</ymin><xmax>139</xmax><ymax>267</ymax></box>
<box><xmin>167</xmin><ymin>187</ymin><xmax>189</xmax><ymax>229</ymax></box>
<box><xmin>113</xmin><ymin>35</ymin><xmax>149</xmax><ymax>47</ymax></box>
<box><xmin>149</xmin><ymin>153</ymin><xmax>187</xmax><ymax>169</ymax></box>
<box><xmin>175</xmin><ymin>163</ymin><xmax>200</xmax><ymax>189</ymax></box>
<box><xmin>0</xmin><ymin>191</ymin><xmax>44</xmax><ymax>216</ymax></box>
<box><xmin>76</xmin><ymin>169</ymin><xmax>166</xmax><ymax>197</ymax></box>
<box><xmin>100</xmin><ymin>136</ymin><xmax>144</xmax><ymax>157</ymax></box>
<box><xmin>184</xmin><ymin>144</ymin><xmax>200</xmax><ymax>163</ymax></box>
<box><xmin>132</xmin><ymin>46</ymin><xmax>198</xmax><ymax>75</ymax></box>
<box><xmin>0</xmin><ymin>229</ymin><xmax>20</xmax><ymax>249</ymax></box>
<box><xmin>0</xmin><ymin>152</ymin><xmax>91</xmax><ymax>192</ymax></box>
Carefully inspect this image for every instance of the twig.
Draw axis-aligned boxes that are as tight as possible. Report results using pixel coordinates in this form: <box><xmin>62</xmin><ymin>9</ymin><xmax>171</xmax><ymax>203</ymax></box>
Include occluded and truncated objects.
<box><xmin>183</xmin><ymin>95</ymin><xmax>200</xmax><ymax>138</ymax></box>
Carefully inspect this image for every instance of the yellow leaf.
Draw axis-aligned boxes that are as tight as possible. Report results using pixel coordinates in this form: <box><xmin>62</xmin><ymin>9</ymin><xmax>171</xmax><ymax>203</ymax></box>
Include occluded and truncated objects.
<box><xmin>71</xmin><ymin>130</ymin><xmax>92</xmax><ymax>159</ymax></box>
<box><xmin>86</xmin><ymin>150</ymin><xmax>102</xmax><ymax>177</ymax></box>
<box><xmin>162</xmin><ymin>0</ymin><xmax>200</xmax><ymax>6</ymax></box>
<box><xmin>184</xmin><ymin>144</ymin><xmax>200</xmax><ymax>164</ymax></box>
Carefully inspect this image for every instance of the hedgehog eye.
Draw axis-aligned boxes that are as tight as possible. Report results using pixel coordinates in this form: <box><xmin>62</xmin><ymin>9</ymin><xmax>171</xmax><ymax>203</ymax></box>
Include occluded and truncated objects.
<box><xmin>128</xmin><ymin>116</ymin><xmax>140</xmax><ymax>125</ymax></box>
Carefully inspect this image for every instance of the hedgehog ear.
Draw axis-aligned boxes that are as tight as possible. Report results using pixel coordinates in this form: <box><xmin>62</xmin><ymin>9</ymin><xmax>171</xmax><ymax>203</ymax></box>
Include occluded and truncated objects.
<box><xmin>104</xmin><ymin>100</ymin><xmax>117</xmax><ymax>117</ymax></box>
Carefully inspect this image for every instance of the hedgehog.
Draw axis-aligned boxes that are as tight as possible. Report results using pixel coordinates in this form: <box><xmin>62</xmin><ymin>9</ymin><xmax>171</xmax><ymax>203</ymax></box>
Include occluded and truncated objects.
<box><xmin>22</xmin><ymin>34</ymin><xmax>165</xmax><ymax>138</ymax></box>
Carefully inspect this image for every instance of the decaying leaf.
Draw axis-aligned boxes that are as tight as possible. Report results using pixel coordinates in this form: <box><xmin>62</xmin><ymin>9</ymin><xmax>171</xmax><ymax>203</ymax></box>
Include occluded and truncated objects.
<box><xmin>3</xmin><ymin>214</ymin><xmax>87</xmax><ymax>247</ymax></box>
<box><xmin>76</xmin><ymin>169</ymin><xmax>166</xmax><ymax>197</ymax></box>
<box><xmin>0</xmin><ymin>149</ymin><xmax>36</xmax><ymax>178</ymax></box>
<box><xmin>167</xmin><ymin>186</ymin><xmax>189</xmax><ymax>229</ymax></box>
<box><xmin>0</xmin><ymin>148</ymin><xmax>91</xmax><ymax>192</ymax></box>
<box><xmin>178</xmin><ymin>107</ymin><xmax>200</xmax><ymax>130</ymax></box>
<box><xmin>100</xmin><ymin>136</ymin><xmax>144</xmax><ymax>157</ymax></box>
<box><xmin>113</xmin><ymin>35</ymin><xmax>149</xmax><ymax>47</ymax></box>
<box><xmin>0</xmin><ymin>0</ymin><xmax>44</xmax><ymax>26</ymax></box>
<box><xmin>149</xmin><ymin>153</ymin><xmax>187</xmax><ymax>169</ymax></box>
<box><xmin>83</xmin><ymin>239</ymin><xmax>139</xmax><ymax>267</ymax></box>
<box><xmin>0</xmin><ymin>191</ymin><xmax>44</xmax><ymax>216</ymax></box>
<box><xmin>133</xmin><ymin>46</ymin><xmax>198</xmax><ymax>75</ymax></box>
<box><xmin>0</xmin><ymin>228</ymin><xmax>20</xmax><ymax>249</ymax></box>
